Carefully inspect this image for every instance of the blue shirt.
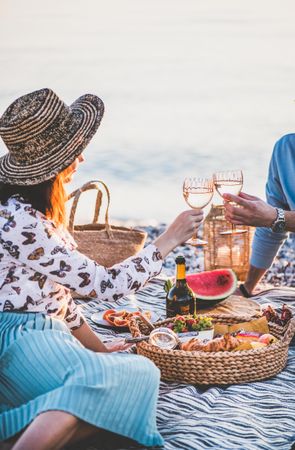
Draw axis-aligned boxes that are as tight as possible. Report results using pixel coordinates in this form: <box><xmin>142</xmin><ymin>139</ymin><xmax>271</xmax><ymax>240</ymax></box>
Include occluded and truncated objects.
<box><xmin>251</xmin><ymin>133</ymin><xmax>295</xmax><ymax>269</ymax></box>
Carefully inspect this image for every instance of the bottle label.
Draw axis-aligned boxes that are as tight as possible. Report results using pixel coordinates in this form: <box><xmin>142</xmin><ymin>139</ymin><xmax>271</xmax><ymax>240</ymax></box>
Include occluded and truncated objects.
<box><xmin>179</xmin><ymin>304</ymin><xmax>190</xmax><ymax>315</ymax></box>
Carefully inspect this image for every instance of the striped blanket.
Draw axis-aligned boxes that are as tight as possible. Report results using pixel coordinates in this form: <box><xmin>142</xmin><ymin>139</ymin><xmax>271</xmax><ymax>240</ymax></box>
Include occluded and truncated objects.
<box><xmin>76</xmin><ymin>279</ymin><xmax>295</xmax><ymax>450</ymax></box>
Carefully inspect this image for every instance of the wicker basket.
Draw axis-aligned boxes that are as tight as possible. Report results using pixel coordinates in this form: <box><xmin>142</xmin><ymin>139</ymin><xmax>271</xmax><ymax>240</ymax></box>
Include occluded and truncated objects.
<box><xmin>129</xmin><ymin>314</ymin><xmax>295</xmax><ymax>385</ymax></box>
<box><xmin>68</xmin><ymin>180</ymin><xmax>147</xmax><ymax>268</ymax></box>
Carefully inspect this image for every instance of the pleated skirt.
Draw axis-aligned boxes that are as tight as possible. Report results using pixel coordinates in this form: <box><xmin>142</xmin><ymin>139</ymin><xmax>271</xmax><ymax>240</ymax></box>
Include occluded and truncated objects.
<box><xmin>0</xmin><ymin>312</ymin><xmax>164</xmax><ymax>447</ymax></box>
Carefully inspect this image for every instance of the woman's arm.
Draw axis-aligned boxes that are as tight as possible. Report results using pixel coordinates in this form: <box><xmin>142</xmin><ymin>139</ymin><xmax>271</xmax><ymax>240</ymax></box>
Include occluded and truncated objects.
<box><xmin>71</xmin><ymin>321</ymin><xmax>108</xmax><ymax>352</ymax></box>
<box><xmin>154</xmin><ymin>209</ymin><xmax>203</xmax><ymax>258</ymax></box>
<box><xmin>2</xmin><ymin>208</ymin><xmax>163</xmax><ymax>299</ymax></box>
<box><xmin>71</xmin><ymin>321</ymin><xmax>131</xmax><ymax>353</ymax></box>
<box><xmin>4</xmin><ymin>205</ymin><xmax>203</xmax><ymax>301</ymax></box>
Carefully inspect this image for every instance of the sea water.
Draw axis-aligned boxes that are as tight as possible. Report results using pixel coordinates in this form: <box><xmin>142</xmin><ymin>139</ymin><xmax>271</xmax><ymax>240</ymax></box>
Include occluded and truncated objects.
<box><xmin>0</xmin><ymin>0</ymin><xmax>295</xmax><ymax>223</ymax></box>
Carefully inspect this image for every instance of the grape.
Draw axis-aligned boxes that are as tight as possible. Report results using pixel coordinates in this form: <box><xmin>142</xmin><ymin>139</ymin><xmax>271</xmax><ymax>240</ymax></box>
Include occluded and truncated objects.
<box><xmin>174</xmin><ymin>315</ymin><xmax>213</xmax><ymax>333</ymax></box>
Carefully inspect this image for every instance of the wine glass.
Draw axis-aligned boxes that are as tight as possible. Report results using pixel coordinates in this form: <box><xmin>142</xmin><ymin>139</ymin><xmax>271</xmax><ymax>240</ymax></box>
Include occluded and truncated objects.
<box><xmin>183</xmin><ymin>177</ymin><xmax>214</xmax><ymax>246</ymax></box>
<box><xmin>213</xmin><ymin>169</ymin><xmax>247</xmax><ymax>235</ymax></box>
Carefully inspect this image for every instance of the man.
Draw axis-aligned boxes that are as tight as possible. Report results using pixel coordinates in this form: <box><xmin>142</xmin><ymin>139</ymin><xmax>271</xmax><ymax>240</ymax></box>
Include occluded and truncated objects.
<box><xmin>223</xmin><ymin>133</ymin><xmax>295</xmax><ymax>296</ymax></box>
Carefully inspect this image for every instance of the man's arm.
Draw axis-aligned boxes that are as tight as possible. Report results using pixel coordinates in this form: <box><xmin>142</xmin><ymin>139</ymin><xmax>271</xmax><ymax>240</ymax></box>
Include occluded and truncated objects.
<box><xmin>223</xmin><ymin>192</ymin><xmax>295</xmax><ymax>232</ymax></box>
<box><xmin>243</xmin><ymin>265</ymin><xmax>268</xmax><ymax>295</ymax></box>
<box><xmin>223</xmin><ymin>136</ymin><xmax>292</xmax><ymax>294</ymax></box>
<box><xmin>223</xmin><ymin>192</ymin><xmax>293</xmax><ymax>295</ymax></box>
<box><xmin>284</xmin><ymin>211</ymin><xmax>295</xmax><ymax>231</ymax></box>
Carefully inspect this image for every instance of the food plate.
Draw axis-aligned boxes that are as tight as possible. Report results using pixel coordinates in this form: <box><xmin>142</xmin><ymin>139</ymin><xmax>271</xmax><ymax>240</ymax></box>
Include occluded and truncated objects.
<box><xmin>91</xmin><ymin>306</ymin><xmax>159</xmax><ymax>330</ymax></box>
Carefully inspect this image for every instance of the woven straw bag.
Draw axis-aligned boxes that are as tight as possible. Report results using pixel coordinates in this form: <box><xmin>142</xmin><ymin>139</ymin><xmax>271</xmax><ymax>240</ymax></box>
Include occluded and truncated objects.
<box><xmin>129</xmin><ymin>314</ymin><xmax>295</xmax><ymax>385</ymax></box>
<box><xmin>68</xmin><ymin>180</ymin><xmax>147</xmax><ymax>267</ymax></box>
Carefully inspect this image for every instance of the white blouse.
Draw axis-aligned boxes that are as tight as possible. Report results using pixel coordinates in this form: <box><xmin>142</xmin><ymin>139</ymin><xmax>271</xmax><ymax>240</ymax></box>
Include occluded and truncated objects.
<box><xmin>0</xmin><ymin>196</ymin><xmax>163</xmax><ymax>329</ymax></box>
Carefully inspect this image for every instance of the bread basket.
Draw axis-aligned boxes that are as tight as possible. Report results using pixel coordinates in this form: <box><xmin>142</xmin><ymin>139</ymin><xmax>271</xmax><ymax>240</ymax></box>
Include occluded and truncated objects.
<box><xmin>128</xmin><ymin>314</ymin><xmax>295</xmax><ymax>385</ymax></box>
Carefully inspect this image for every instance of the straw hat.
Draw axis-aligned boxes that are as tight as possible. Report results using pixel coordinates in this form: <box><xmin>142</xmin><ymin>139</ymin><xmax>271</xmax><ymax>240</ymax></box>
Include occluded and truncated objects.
<box><xmin>0</xmin><ymin>88</ymin><xmax>104</xmax><ymax>185</ymax></box>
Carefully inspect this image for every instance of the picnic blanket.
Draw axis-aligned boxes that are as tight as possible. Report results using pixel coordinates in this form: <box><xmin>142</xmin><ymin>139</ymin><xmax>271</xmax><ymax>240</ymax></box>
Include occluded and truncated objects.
<box><xmin>74</xmin><ymin>278</ymin><xmax>295</xmax><ymax>450</ymax></box>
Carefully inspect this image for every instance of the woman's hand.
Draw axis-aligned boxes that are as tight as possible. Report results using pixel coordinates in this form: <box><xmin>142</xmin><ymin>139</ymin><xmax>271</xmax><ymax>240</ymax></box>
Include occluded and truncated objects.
<box><xmin>223</xmin><ymin>192</ymin><xmax>277</xmax><ymax>227</ymax></box>
<box><xmin>72</xmin><ymin>322</ymin><xmax>131</xmax><ymax>353</ymax></box>
<box><xmin>104</xmin><ymin>338</ymin><xmax>133</xmax><ymax>353</ymax></box>
<box><xmin>154</xmin><ymin>209</ymin><xmax>204</xmax><ymax>258</ymax></box>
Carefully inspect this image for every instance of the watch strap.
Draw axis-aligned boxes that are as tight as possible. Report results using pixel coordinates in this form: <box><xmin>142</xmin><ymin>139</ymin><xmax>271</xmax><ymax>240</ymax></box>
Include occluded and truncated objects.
<box><xmin>271</xmin><ymin>208</ymin><xmax>285</xmax><ymax>232</ymax></box>
<box><xmin>239</xmin><ymin>283</ymin><xmax>251</xmax><ymax>298</ymax></box>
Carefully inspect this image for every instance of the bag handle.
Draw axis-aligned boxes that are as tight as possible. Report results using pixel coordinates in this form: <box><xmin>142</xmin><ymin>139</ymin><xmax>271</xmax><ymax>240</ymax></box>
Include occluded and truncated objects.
<box><xmin>68</xmin><ymin>180</ymin><xmax>113</xmax><ymax>238</ymax></box>
<box><xmin>282</xmin><ymin>317</ymin><xmax>295</xmax><ymax>344</ymax></box>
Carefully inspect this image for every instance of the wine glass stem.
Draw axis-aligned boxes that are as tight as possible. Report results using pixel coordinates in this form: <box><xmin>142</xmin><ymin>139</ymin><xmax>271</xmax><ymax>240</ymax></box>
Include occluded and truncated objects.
<box><xmin>193</xmin><ymin>297</ymin><xmax>197</xmax><ymax>318</ymax></box>
<box><xmin>228</xmin><ymin>202</ymin><xmax>235</xmax><ymax>233</ymax></box>
<box><xmin>230</xmin><ymin>231</ymin><xmax>233</xmax><ymax>265</ymax></box>
<box><xmin>191</xmin><ymin>212</ymin><xmax>201</xmax><ymax>241</ymax></box>
<box><xmin>194</xmin><ymin>207</ymin><xmax>204</xmax><ymax>240</ymax></box>
<box><xmin>193</xmin><ymin>229</ymin><xmax>198</xmax><ymax>240</ymax></box>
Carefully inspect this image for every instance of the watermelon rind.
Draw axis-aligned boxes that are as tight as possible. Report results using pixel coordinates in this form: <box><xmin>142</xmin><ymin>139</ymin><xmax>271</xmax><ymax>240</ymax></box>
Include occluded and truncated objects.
<box><xmin>186</xmin><ymin>269</ymin><xmax>237</xmax><ymax>301</ymax></box>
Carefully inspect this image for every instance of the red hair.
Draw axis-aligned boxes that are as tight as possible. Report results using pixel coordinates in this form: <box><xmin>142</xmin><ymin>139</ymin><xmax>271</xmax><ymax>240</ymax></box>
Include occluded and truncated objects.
<box><xmin>45</xmin><ymin>171</ymin><xmax>68</xmax><ymax>227</ymax></box>
<box><xmin>0</xmin><ymin>166</ymin><xmax>72</xmax><ymax>228</ymax></box>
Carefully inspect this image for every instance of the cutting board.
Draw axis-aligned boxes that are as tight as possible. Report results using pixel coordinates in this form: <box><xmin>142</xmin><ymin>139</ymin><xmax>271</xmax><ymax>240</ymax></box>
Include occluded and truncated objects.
<box><xmin>199</xmin><ymin>295</ymin><xmax>261</xmax><ymax>318</ymax></box>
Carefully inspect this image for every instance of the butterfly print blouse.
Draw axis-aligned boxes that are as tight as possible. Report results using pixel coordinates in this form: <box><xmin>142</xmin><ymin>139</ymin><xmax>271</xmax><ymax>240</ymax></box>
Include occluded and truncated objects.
<box><xmin>0</xmin><ymin>196</ymin><xmax>163</xmax><ymax>329</ymax></box>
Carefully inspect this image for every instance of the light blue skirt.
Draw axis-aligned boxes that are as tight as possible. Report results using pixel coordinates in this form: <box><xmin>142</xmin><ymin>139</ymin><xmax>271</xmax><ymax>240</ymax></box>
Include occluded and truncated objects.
<box><xmin>0</xmin><ymin>312</ymin><xmax>164</xmax><ymax>447</ymax></box>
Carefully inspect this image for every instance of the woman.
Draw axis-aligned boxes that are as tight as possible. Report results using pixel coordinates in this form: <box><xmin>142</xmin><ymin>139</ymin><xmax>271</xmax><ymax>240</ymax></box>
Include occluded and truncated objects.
<box><xmin>0</xmin><ymin>88</ymin><xmax>203</xmax><ymax>450</ymax></box>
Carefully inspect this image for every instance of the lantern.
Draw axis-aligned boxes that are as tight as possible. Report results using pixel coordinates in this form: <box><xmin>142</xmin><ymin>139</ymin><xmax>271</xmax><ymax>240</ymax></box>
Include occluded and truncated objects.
<box><xmin>203</xmin><ymin>204</ymin><xmax>254</xmax><ymax>281</ymax></box>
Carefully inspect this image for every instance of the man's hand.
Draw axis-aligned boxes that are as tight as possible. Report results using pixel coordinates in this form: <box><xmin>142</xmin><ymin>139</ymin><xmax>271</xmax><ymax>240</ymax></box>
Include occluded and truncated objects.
<box><xmin>223</xmin><ymin>192</ymin><xmax>277</xmax><ymax>228</ymax></box>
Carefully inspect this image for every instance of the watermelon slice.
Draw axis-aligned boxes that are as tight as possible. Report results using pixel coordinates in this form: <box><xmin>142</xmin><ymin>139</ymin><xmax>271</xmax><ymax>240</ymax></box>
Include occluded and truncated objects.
<box><xmin>186</xmin><ymin>269</ymin><xmax>237</xmax><ymax>301</ymax></box>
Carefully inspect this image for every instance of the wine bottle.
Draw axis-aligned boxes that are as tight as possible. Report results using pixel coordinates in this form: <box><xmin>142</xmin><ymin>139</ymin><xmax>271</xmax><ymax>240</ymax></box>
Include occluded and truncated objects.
<box><xmin>166</xmin><ymin>256</ymin><xmax>195</xmax><ymax>318</ymax></box>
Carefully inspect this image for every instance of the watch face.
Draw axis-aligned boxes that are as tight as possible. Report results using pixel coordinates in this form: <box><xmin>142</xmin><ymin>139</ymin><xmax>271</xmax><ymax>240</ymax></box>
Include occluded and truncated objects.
<box><xmin>273</xmin><ymin>221</ymin><xmax>285</xmax><ymax>233</ymax></box>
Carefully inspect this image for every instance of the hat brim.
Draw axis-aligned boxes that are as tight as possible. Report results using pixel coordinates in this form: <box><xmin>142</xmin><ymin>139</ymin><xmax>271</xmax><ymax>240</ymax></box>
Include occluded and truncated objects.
<box><xmin>0</xmin><ymin>94</ymin><xmax>104</xmax><ymax>185</ymax></box>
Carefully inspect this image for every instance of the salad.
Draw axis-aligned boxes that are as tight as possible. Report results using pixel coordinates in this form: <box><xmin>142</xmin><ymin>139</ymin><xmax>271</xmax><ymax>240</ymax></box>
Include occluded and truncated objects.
<box><xmin>169</xmin><ymin>315</ymin><xmax>213</xmax><ymax>333</ymax></box>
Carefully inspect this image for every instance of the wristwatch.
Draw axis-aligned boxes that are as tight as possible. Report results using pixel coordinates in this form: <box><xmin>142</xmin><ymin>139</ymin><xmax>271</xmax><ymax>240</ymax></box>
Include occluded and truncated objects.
<box><xmin>271</xmin><ymin>208</ymin><xmax>286</xmax><ymax>233</ymax></box>
<box><xmin>239</xmin><ymin>283</ymin><xmax>251</xmax><ymax>298</ymax></box>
